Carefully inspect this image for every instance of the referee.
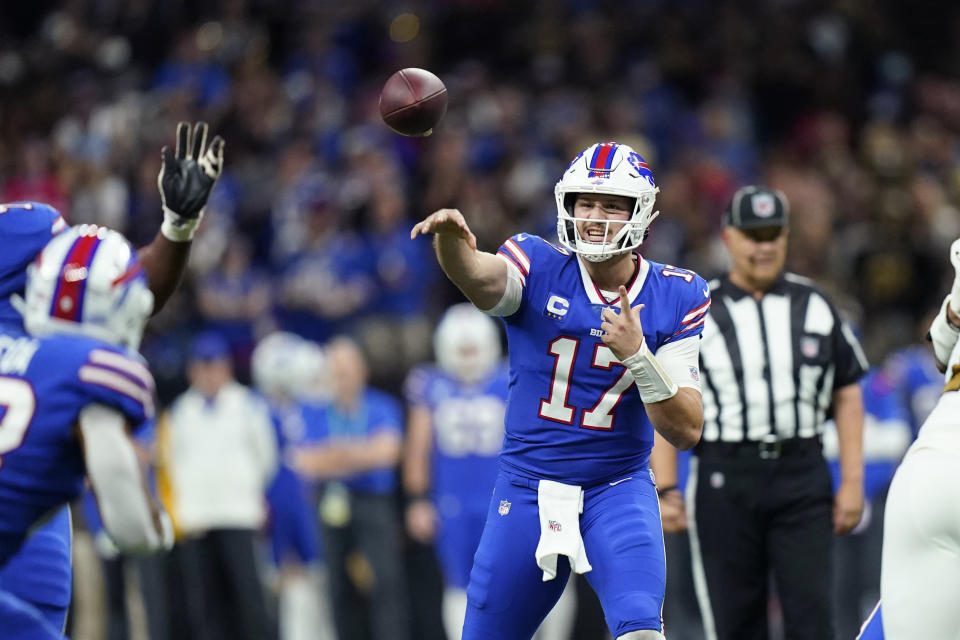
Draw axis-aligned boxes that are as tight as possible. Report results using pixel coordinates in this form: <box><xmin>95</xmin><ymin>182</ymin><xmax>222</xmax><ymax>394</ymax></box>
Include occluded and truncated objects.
<box><xmin>652</xmin><ymin>186</ymin><xmax>867</xmax><ymax>640</ymax></box>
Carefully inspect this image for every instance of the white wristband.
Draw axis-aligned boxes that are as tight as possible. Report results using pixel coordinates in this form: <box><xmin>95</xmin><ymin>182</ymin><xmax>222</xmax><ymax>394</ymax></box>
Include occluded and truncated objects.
<box><xmin>930</xmin><ymin>295</ymin><xmax>960</xmax><ymax>365</ymax></box>
<box><xmin>160</xmin><ymin>207</ymin><xmax>203</xmax><ymax>242</ymax></box>
<box><xmin>951</xmin><ymin>282</ymin><xmax>960</xmax><ymax>316</ymax></box>
<box><xmin>621</xmin><ymin>341</ymin><xmax>679</xmax><ymax>404</ymax></box>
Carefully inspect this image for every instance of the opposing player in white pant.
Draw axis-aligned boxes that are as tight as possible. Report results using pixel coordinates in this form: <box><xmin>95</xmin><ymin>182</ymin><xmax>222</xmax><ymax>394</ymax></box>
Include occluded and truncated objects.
<box><xmin>879</xmin><ymin>238</ymin><xmax>960</xmax><ymax>639</ymax></box>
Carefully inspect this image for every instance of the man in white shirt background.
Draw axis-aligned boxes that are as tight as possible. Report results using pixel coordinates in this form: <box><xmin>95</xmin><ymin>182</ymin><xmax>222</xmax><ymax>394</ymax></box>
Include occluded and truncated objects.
<box><xmin>158</xmin><ymin>331</ymin><xmax>279</xmax><ymax>640</ymax></box>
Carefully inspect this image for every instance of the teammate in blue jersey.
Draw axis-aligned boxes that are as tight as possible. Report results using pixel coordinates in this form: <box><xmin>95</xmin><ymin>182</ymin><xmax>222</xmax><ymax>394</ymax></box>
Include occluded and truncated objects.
<box><xmin>251</xmin><ymin>331</ymin><xmax>334</xmax><ymax>640</ymax></box>
<box><xmin>0</xmin><ymin>121</ymin><xmax>224</xmax><ymax>634</ymax></box>
<box><xmin>0</xmin><ymin>225</ymin><xmax>175</xmax><ymax>639</ymax></box>
<box><xmin>411</xmin><ymin>142</ymin><xmax>707</xmax><ymax>640</ymax></box>
<box><xmin>404</xmin><ymin>304</ymin><xmax>510</xmax><ymax>638</ymax></box>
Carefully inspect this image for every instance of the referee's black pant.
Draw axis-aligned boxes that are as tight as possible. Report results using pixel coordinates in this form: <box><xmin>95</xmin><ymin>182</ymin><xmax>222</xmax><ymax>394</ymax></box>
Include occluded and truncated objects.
<box><xmin>687</xmin><ymin>443</ymin><xmax>835</xmax><ymax>640</ymax></box>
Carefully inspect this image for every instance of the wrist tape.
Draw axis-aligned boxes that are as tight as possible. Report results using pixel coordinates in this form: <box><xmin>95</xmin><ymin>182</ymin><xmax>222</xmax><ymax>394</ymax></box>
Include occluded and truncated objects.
<box><xmin>951</xmin><ymin>280</ymin><xmax>960</xmax><ymax>316</ymax></box>
<box><xmin>160</xmin><ymin>207</ymin><xmax>203</xmax><ymax>242</ymax></box>
<box><xmin>930</xmin><ymin>295</ymin><xmax>960</xmax><ymax>365</ymax></box>
<box><xmin>621</xmin><ymin>341</ymin><xmax>679</xmax><ymax>404</ymax></box>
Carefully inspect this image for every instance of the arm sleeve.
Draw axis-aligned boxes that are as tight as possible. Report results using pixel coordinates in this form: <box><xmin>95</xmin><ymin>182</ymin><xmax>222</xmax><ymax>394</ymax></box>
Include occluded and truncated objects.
<box><xmin>80</xmin><ymin>404</ymin><xmax>171</xmax><ymax>552</ymax></box>
<box><xmin>481</xmin><ymin>255</ymin><xmax>524</xmax><ymax>317</ymax></box>
<box><xmin>653</xmin><ymin>336</ymin><xmax>703</xmax><ymax>392</ymax></box>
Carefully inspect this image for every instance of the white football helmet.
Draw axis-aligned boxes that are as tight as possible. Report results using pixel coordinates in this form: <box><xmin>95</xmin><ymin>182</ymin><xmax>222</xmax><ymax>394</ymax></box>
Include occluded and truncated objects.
<box><xmin>252</xmin><ymin>331</ymin><xmax>329</xmax><ymax>400</ymax></box>
<box><xmin>554</xmin><ymin>141</ymin><xmax>660</xmax><ymax>262</ymax></box>
<box><xmin>22</xmin><ymin>224</ymin><xmax>154</xmax><ymax>349</ymax></box>
<box><xmin>253</xmin><ymin>331</ymin><xmax>307</xmax><ymax>397</ymax></box>
<box><xmin>434</xmin><ymin>303</ymin><xmax>501</xmax><ymax>384</ymax></box>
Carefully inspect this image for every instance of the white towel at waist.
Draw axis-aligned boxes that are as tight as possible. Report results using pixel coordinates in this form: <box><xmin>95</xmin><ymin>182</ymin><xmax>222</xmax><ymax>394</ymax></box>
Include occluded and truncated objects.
<box><xmin>534</xmin><ymin>479</ymin><xmax>592</xmax><ymax>581</ymax></box>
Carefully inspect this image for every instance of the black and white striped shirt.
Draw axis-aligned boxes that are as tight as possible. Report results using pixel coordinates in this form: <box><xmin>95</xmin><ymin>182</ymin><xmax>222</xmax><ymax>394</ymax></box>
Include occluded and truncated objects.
<box><xmin>698</xmin><ymin>272</ymin><xmax>869</xmax><ymax>443</ymax></box>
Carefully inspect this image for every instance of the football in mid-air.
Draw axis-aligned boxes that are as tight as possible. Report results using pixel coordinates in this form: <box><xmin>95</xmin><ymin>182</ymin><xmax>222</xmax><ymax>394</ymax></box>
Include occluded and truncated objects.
<box><xmin>379</xmin><ymin>68</ymin><xmax>448</xmax><ymax>137</ymax></box>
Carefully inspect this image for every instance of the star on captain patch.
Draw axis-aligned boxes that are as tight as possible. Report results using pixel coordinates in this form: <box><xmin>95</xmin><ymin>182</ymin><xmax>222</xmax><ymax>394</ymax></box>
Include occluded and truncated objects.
<box><xmin>498</xmin><ymin>499</ymin><xmax>511</xmax><ymax>516</ymax></box>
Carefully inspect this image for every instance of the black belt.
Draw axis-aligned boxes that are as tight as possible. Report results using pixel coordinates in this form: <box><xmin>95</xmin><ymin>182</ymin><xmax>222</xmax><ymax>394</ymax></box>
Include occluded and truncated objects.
<box><xmin>695</xmin><ymin>435</ymin><xmax>822</xmax><ymax>461</ymax></box>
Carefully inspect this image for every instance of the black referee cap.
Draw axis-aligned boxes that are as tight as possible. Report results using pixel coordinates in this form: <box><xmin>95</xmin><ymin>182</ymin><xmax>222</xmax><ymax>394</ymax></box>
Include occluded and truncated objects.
<box><xmin>723</xmin><ymin>186</ymin><xmax>789</xmax><ymax>229</ymax></box>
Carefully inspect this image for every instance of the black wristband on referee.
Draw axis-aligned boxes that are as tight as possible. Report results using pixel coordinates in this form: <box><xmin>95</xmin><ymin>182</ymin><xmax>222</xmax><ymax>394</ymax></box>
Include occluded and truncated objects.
<box><xmin>656</xmin><ymin>485</ymin><xmax>680</xmax><ymax>497</ymax></box>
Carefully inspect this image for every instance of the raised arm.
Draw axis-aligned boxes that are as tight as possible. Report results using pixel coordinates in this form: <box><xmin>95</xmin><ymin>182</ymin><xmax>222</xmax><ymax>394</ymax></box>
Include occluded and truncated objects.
<box><xmin>410</xmin><ymin>208</ymin><xmax>507</xmax><ymax>311</ymax></box>
<box><xmin>138</xmin><ymin>121</ymin><xmax>225</xmax><ymax>313</ymax></box>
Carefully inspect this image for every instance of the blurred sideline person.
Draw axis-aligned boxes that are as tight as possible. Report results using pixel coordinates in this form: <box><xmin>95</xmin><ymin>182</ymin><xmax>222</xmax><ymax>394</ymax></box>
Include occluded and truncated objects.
<box><xmin>822</xmin><ymin>369</ymin><xmax>910</xmax><ymax>637</ymax></box>
<box><xmin>403</xmin><ymin>303</ymin><xmax>577</xmax><ymax>640</ymax></box>
<box><xmin>652</xmin><ymin>186</ymin><xmax>866</xmax><ymax>640</ymax></box>
<box><xmin>857</xmin><ymin>239</ymin><xmax>960</xmax><ymax>639</ymax></box>
<box><xmin>0</xmin><ymin>120</ymin><xmax>223</xmax><ymax>635</ymax></box>
<box><xmin>0</xmin><ymin>225</ymin><xmax>173</xmax><ymax>639</ymax></box>
<box><xmin>251</xmin><ymin>332</ymin><xmax>335</xmax><ymax>640</ymax></box>
<box><xmin>411</xmin><ymin>141</ymin><xmax>708</xmax><ymax>640</ymax></box>
<box><xmin>294</xmin><ymin>337</ymin><xmax>410</xmax><ymax>640</ymax></box>
<box><xmin>157</xmin><ymin>331</ymin><xmax>279</xmax><ymax>640</ymax></box>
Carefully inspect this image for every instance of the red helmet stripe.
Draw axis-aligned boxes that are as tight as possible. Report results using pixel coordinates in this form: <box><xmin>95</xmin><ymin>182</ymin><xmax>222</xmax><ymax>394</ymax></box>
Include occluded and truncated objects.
<box><xmin>50</xmin><ymin>233</ymin><xmax>102</xmax><ymax>322</ymax></box>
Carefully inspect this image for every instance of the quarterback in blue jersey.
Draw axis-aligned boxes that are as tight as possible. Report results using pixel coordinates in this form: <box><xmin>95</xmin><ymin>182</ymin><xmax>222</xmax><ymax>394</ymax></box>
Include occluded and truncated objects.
<box><xmin>0</xmin><ymin>225</ymin><xmax>174</xmax><ymax>639</ymax></box>
<box><xmin>0</xmin><ymin>121</ymin><xmax>224</xmax><ymax>633</ymax></box>
<box><xmin>412</xmin><ymin>142</ymin><xmax>707</xmax><ymax>640</ymax></box>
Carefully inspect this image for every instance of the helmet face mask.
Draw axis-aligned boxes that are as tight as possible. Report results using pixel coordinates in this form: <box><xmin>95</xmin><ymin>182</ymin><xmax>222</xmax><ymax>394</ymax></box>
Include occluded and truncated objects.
<box><xmin>555</xmin><ymin>142</ymin><xmax>660</xmax><ymax>262</ymax></box>
<box><xmin>22</xmin><ymin>225</ymin><xmax>154</xmax><ymax>350</ymax></box>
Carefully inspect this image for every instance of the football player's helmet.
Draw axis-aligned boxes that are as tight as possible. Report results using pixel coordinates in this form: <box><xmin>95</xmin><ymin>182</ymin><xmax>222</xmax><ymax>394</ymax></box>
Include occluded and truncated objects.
<box><xmin>554</xmin><ymin>142</ymin><xmax>660</xmax><ymax>262</ymax></box>
<box><xmin>434</xmin><ymin>303</ymin><xmax>501</xmax><ymax>383</ymax></box>
<box><xmin>22</xmin><ymin>224</ymin><xmax>154</xmax><ymax>349</ymax></box>
<box><xmin>252</xmin><ymin>331</ymin><xmax>309</xmax><ymax>398</ymax></box>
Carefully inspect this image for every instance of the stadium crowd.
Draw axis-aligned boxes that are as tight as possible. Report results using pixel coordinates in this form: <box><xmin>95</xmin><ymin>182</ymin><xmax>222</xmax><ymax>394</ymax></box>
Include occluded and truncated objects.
<box><xmin>1</xmin><ymin>0</ymin><xmax>959</xmax><ymax>638</ymax></box>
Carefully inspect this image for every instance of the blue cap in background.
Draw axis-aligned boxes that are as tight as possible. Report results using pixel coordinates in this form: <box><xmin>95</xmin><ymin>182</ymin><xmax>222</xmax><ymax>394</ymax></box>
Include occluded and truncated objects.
<box><xmin>189</xmin><ymin>331</ymin><xmax>231</xmax><ymax>362</ymax></box>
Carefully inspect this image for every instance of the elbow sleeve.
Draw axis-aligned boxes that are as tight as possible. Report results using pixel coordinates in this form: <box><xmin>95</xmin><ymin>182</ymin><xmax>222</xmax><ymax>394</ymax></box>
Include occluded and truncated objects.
<box><xmin>80</xmin><ymin>404</ymin><xmax>169</xmax><ymax>552</ymax></box>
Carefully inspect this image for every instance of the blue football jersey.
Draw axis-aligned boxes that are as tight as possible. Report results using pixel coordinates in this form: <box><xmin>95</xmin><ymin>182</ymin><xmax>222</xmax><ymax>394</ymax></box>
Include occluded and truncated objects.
<box><xmin>0</xmin><ymin>202</ymin><xmax>66</xmax><ymax>330</ymax></box>
<box><xmin>495</xmin><ymin>233</ymin><xmax>709</xmax><ymax>485</ymax></box>
<box><xmin>404</xmin><ymin>363</ymin><xmax>508</xmax><ymax>510</ymax></box>
<box><xmin>0</xmin><ymin>333</ymin><xmax>154</xmax><ymax>566</ymax></box>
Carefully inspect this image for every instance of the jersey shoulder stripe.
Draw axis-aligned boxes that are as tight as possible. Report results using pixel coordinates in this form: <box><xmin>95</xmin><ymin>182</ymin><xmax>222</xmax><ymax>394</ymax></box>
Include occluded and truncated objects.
<box><xmin>87</xmin><ymin>349</ymin><xmax>155</xmax><ymax>391</ymax></box>
<box><xmin>79</xmin><ymin>348</ymin><xmax>156</xmax><ymax>418</ymax></box>
<box><xmin>500</xmin><ymin>238</ymin><xmax>530</xmax><ymax>276</ymax></box>
<box><xmin>496</xmin><ymin>251</ymin><xmax>528</xmax><ymax>287</ymax></box>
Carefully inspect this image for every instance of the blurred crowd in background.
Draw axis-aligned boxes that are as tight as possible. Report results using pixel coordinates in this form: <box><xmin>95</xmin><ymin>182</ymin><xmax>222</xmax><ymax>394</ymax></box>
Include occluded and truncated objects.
<box><xmin>2</xmin><ymin>0</ymin><xmax>960</xmax><ymax>638</ymax></box>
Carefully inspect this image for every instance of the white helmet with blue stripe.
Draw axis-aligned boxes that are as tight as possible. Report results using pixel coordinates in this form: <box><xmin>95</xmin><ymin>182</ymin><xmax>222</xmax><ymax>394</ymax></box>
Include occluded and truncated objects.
<box><xmin>554</xmin><ymin>141</ymin><xmax>660</xmax><ymax>262</ymax></box>
<box><xmin>21</xmin><ymin>224</ymin><xmax>154</xmax><ymax>349</ymax></box>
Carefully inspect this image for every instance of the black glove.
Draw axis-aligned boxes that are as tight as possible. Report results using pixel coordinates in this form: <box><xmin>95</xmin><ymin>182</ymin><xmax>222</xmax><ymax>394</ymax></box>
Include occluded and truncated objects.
<box><xmin>158</xmin><ymin>121</ymin><xmax>225</xmax><ymax>241</ymax></box>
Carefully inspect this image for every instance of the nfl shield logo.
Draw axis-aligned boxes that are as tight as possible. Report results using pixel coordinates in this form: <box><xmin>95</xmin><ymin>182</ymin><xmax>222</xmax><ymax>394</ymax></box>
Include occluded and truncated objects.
<box><xmin>801</xmin><ymin>336</ymin><xmax>820</xmax><ymax>358</ymax></box>
<box><xmin>689</xmin><ymin>367</ymin><xmax>700</xmax><ymax>382</ymax></box>
<box><xmin>548</xmin><ymin>520</ymin><xmax>562</xmax><ymax>532</ymax></box>
<box><xmin>498</xmin><ymin>499</ymin><xmax>511</xmax><ymax>516</ymax></box>
<box><xmin>752</xmin><ymin>193</ymin><xmax>776</xmax><ymax>217</ymax></box>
